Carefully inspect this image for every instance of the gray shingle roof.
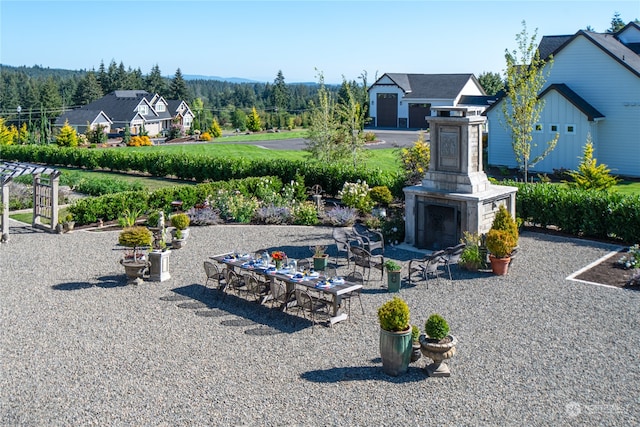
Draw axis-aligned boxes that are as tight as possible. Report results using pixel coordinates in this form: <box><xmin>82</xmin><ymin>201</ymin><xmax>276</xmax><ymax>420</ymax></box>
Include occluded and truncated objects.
<box><xmin>54</xmin><ymin>110</ymin><xmax>111</xmax><ymax>127</ymax></box>
<box><xmin>371</xmin><ymin>73</ymin><xmax>484</xmax><ymax>98</ymax></box>
<box><xmin>539</xmin><ymin>83</ymin><xmax>604</xmax><ymax>121</ymax></box>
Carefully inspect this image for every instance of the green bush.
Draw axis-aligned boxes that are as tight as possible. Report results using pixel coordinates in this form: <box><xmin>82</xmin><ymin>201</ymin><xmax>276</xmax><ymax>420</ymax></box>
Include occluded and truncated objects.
<box><xmin>369</xmin><ymin>185</ymin><xmax>393</xmax><ymax>206</ymax></box>
<box><xmin>491</xmin><ymin>205</ymin><xmax>518</xmax><ymax>245</ymax></box>
<box><xmin>118</xmin><ymin>226</ymin><xmax>152</xmax><ymax>249</ymax></box>
<box><xmin>377</xmin><ymin>297</ymin><xmax>410</xmax><ymax>332</ymax></box>
<box><xmin>411</xmin><ymin>325</ymin><xmax>420</xmax><ymax>342</ymax></box>
<box><xmin>170</xmin><ymin>213</ymin><xmax>190</xmax><ymax>230</ymax></box>
<box><xmin>424</xmin><ymin>314</ymin><xmax>449</xmax><ymax>341</ymax></box>
<box><xmin>291</xmin><ymin>201</ymin><xmax>319</xmax><ymax>225</ymax></box>
<box><xmin>485</xmin><ymin>229</ymin><xmax>517</xmax><ymax>258</ymax></box>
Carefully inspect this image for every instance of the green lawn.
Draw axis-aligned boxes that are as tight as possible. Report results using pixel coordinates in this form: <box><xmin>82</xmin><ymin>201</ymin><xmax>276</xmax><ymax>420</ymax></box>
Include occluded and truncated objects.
<box><xmin>613</xmin><ymin>180</ymin><xmax>640</xmax><ymax>196</ymax></box>
<box><xmin>57</xmin><ymin>167</ymin><xmax>193</xmax><ymax>191</ymax></box>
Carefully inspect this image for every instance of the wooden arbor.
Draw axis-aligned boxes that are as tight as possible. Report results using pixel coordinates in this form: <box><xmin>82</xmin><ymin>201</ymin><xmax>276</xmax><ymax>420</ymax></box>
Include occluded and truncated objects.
<box><xmin>1</xmin><ymin>162</ymin><xmax>61</xmax><ymax>242</ymax></box>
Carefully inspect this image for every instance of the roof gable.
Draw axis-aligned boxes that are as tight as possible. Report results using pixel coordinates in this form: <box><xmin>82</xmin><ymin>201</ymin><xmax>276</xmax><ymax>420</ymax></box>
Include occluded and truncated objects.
<box><xmin>369</xmin><ymin>73</ymin><xmax>484</xmax><ymax>99</ymax></box>
<box><xmin>539</xmin><ymin>84</ymin><xmax>604</xmax><ymax>121</ymax></box>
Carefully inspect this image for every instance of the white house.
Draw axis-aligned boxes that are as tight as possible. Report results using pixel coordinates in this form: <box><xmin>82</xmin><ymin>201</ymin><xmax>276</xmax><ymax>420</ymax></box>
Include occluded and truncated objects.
<box><xmin>486</xmin><ymin>22</ymin><xmax>640</xmax><ymax>178</ymax></box>
<box><xmin>368</xmin><ymin>73</ymin><xmax>493</xmax><ymax>129</ymax></box>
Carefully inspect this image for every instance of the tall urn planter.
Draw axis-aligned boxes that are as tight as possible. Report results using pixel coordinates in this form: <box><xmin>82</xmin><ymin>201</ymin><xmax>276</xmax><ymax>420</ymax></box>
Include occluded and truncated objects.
<box><xmin>378</xmin><ymin>297</ymin><xmax>413</xmax><ymax>376</ymax></box>
<box><xmin>420</xmin><ymin>314</ymin><xmax>457</xmax><ymax>377</ymax></box>
<box><xmin>384</xmin><ymin>260</ymin><xmax>402</xmax><ymax>293</ymax></box>
<box><xmin>149</xmin><ymin>250</ymin><xmax>171</xmax><ymax>282</ymax></box>
<box><xmin>118</xmin><ymin>226</ymin><xmax>153</xmax><ymax>285</ymax></box>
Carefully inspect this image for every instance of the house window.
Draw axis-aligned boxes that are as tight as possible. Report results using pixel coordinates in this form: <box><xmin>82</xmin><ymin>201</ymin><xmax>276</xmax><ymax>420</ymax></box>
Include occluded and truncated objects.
<box><xmin>534</xmin><ymin>123</ymin><xmax>543</xmax><ymax>133</ymax></box>
<box><xmin>565</xmin><ymin>124</ymin><xmax>576</xmax><ymax>134</ymax></box>
<box><xmin>156</xmin><ymin>103</ymin><xmax>165</xmax><ymax>112</ymax></box>
<box><xmin>549</xmin><ymin>124</ymin><xmax>559</xmax><ymax>133</ymax></box>
<box><xmin>138</xmin><ymin>105</ymin><xmax>148</xmax><ymax>115</ymax></box>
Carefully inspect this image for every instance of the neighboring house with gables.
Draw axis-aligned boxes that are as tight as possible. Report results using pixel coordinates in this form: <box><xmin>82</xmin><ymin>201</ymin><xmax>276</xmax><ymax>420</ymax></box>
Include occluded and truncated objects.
<box><xmin>55</xmin><ymin>90</ymin><xmax>194</xmax><ymax>137</ymax></box>
<box><xmin>486</xmin><ymin>22</ymin><xmax>640</xmax><ymax>178</ymax></box>
<box><xmin>367</xmin><ymin>73</ymin><xmax>493</xmax><ymax>129</ymax></box>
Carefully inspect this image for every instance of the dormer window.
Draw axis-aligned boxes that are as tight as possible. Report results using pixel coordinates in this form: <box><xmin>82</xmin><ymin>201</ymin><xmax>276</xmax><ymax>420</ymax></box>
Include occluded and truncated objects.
<box><xmin>156</xmin><ymin>103</ymin><xmax>165</xmax><ymax>112</ymax></box>
<box><xmin>138</xmin><ymin>105</ymin><xmax>148</xmax><ymax>115</ymax></box>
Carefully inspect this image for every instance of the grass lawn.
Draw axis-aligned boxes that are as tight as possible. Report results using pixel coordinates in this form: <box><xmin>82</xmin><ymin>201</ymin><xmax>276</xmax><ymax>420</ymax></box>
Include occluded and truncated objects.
<box><xmin>57</xmin><ymin>167</ymin><xmax>194</xmax><ymax>191</ymax></box>
<box><xmin>613</xmin><ymin>180</ymin><xmax>640</xmax><ymax>196</ymax></box>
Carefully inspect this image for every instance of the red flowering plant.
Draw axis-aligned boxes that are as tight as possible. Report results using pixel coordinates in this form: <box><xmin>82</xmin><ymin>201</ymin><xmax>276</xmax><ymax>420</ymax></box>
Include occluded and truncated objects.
<box><xmin>271</xmin><ymin>251</ymin><xmax>287</xmax><ymax>261</ymax></box>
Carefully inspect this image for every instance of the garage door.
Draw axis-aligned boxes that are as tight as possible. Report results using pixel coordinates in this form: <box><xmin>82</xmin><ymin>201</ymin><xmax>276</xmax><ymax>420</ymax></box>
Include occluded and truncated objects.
<box><xmin>376</xmin><ymin>93</ymin><xmax>397</xmax><ymax>127</ymax></box>
<box><xmin>409</xmin><ymin>103</ymin><xmax>431</xmax><ymax>129</ymax></box>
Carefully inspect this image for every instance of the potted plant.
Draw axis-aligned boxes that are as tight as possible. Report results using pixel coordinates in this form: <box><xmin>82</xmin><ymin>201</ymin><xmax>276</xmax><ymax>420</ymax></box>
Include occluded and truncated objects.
<box><xmin>170</xmin><ymin>213</ymin><xmax>190</xmax><ymax>248</ymax></box>
<box><xmin>148</xmin><ymin>231</ymin><xmax>171</xmax><ymax>282</ymax></box>
<box><xmin>420</xmin><ymin>313</ymin><xmax>457</xmax><ymax>377</ymax></box>
<box><xmin>118</xmin><ymin>226</ymin><xmax>152</xmax><ymax>283</ymax></box>
<box><xmin>312</xmin><ymin>245</ymin><xmax>329</xmax><ymax>271</ymax></box>
<box><xmin>383</xmin><ymin>260</ymin><xmax>402</xmax><ymax>292</ymax></box>
<box><xmin>486</xmin><ymin>205</ymin><xmax>519</xmax><ymax>275</ymax></box>
<box><xmin>459</xmin><ymin>231</ymin><xmax>483</xmax><ymax>271</ymax></box>
<box><xmin>62</xmin><ymin>213</ymin><xmax>75</xmax><ymax>233</ymax></box>
<box><xmin>377</xmin><ymin>296</ymin><xmax>412</xmax><ymax>376</ymax></box>
<box><xmin>410</xmin><ymin>325</ymin><xmax>422</xmax><ymax>363</ymax></box>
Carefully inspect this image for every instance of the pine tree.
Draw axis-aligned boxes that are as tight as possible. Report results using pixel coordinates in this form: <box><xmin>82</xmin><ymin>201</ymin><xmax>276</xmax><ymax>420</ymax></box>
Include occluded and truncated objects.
<box><xmin>169</xmin><ymin>68</ymin><xmax>189</xmax><ymax>100</ymax></box>
<box><xmin>567</xmin><ymin>134</ymin><xmax>619</xmax><ymax>190</ymax></box>
<box><xmin>56</xmin><ymin>120</ymin><xmax>78</xmax><ymax>147</ymax></box>
<box><xmin>145</xmin><ymin>64</ymin><xmax>167</xmax><ymax>96</ymax></box>
<box><xmin>246</xmin><ymin>107</ymin><xmax>262</xmax><ymax>132</ymax></box>
<box><xmin>74</xmin><ymin>71</ymin><xmax>103</xmax><ymax>105</ymax></box>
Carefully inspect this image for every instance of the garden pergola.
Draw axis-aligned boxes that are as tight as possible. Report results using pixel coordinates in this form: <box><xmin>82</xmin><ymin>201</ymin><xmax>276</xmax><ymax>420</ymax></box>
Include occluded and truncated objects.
<box><xmin>0</xmin><ymin>162</ymin><xmax>61</xmax><ymax>242</ymax></box>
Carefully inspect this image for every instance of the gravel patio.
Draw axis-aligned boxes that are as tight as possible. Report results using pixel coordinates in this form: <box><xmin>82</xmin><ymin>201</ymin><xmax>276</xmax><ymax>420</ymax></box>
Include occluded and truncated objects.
<box><xmin>1</xmin><ymin>220</ymin><xmax>638</xmax><ymax>426</ymax></box>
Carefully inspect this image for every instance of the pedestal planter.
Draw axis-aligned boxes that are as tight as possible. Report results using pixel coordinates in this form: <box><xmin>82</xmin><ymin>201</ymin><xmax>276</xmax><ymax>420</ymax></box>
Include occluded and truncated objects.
<box><xmin>489</xmin><ymin>255</ymin><xmax>511</xmax><ymax>275</ymax></box>
<box><xmin>120</xmin><ymin>260</ymin><xmax>148</xmax><ymax>284</ymax></box>
<box><xmin>379</xmin><ymin>327</ymin><xmax>413</xmax><ymax>376</ymax></box>
<box><xmin>419</xmin><ymin>334</ymin><xmax>458</xmax><ymax>377</ymax></box>
<box><xmin>63</xmin><ymin>221</ymin><xmax>75</xmax><ymax>233</ymax></box>
<box><xmin>313</xmin><ymin>255</ymin><xmax>329</xmax><ymax>271</ymax></box>
<box><xmin>171</xmin><ymin>228</ymin><xmax>190</xmax><ymax>240</ymax></box>
<box><xmin>172</xmin><ymin>238</ymin><xmax>186</xmax><ymax>249</ymax></box>
<box><xmin>149</xmin><ymin>250</ymin><xmax>171</xmax><ymax>282</ymax></box>
<box><xmin>387</xmin><ymin>270</ymin><xmax>401</xmax><ymax>292</ymax></box>
<box><xmin>410</xmin><ymin>343</ymin><xmax>422</xmax><ymax>363</ymax></box>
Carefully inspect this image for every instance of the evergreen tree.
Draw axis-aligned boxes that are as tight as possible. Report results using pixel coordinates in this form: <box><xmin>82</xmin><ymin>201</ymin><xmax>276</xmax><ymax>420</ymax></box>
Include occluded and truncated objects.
<box><xmin>127</xmin><ymin>67</ymin><xmax>144</xmax><ymax>90</ymax></box>
<box><xmin>477</xmin><ymin>71</ymin><xmax>504</xmax><ymax>96</ymax></box>
<box><xmin>74</xmin><ymin>71</ymin><xmax>103</xmax><ymax>105</ymax></box>
<box><xmin>55</xmin><ymin>120</ymin><xmax>78</xmax><ymax>147</ymax></box>
<box><xmin>211</xmin><ymin>118</ymin><xmax>222</xmax><ymax>138</ymax></box>
<box><xmin>502</xmin><ymin>21</ymin><xmax>558</xmax><ymax>182</ymax></box>
<box><xmin>0</xmin><ymin>118</ymin><xmax>13</xmax><ymax>145</ymax></box>
<box><xmin>145</xmin><ymin>64</ymin><xmax>167</xmax><ymax>96</ymax></box>
<box><xmin>607</xmin><ymin>12</ymin><xmax>625</xmax><ymax>33</ymax></box>
<box><xmin>231</xmin><ymin>109</ymin><xmax>247</xmax><ymax>131</ymax></box>
<box><xmin>272</xmin><ymin>70</ymin><xmax>290</xmax><ymax>112</ymax></box>
<box><xmin>567</xmin><ymin>133</ymin><xmax>619</xmax><ymax>190</ymax></box>
<box><xmin>97</xmin><ymin>60</ymin><xmax>108</xmax><ymax>93</ymax></box>
<box><xmin>246</xmin><ymin>107</ymin><xmax>262</xmax><ymax>132</ymax></box>
<box><xmin>305</xmin><ymin>71</ymin><xmax>341</xmax><ymax>163</ymax></box>
<box><xmin>169</xmin><ymin>68</ymin><xmax>189</xmax><ymax>100</ymax></box>
<box><xmin>39</xmin><ymin>77</ymin><xmax>63</xmax><ymax>117</ymax></box>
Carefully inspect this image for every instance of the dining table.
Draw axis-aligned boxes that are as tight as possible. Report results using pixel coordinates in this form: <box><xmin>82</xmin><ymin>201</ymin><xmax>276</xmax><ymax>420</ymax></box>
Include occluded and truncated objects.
<box><xmin>210</xmin><ymin>252</ymin><xmax>362</xmax><ymax>325</ymax></box>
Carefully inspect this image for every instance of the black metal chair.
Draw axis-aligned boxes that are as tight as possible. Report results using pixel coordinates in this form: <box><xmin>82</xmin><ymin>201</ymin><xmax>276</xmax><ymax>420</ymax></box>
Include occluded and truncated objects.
<box><xmin>203</xmin><ymin>261</ymin><xmax>225</xmax><ymax>293</ymax></box>
<box><xmin>442</xmin><ymin>243</ymin><xmax>465</xmax><ymax>280</ymax></box>
<box><xmin>332</xmin><ymin>227</ymin><xmax>359</xmax><ymax>267</ymax></box>
<box><xmin>352</xmin><ymin>223</ymin><xmax>385</xmax><ymax>255</ymax></box>
<box><xmin>408</xmin><ymin>250</ymin><xmax>447</xmax><ymax>288</ymax></box>
<box><xmin>294</xmin><ymin>288</ymin><xmax>329</xmax><ymax>332</ymax></box>
<box><xmin>350</xmin><ymin>245</ymin><xmax>385</xmax><ymax>283</ymax></box>
<box><xmin>343</xmin><ymin>271</ymin><xmax>365</xmax><ymax>318</ymax></box>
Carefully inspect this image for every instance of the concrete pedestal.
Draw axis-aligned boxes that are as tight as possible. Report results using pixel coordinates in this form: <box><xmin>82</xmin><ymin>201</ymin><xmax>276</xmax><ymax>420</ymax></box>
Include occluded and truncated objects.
<box><xmin>149</xmin><ymin>250</ymin><xmax>171</xmax><ymax>282</ymax></box>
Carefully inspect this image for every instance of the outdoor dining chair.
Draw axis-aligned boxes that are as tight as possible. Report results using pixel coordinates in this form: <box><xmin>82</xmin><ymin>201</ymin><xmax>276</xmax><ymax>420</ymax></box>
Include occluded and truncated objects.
<box><xmin>203</xmin><ymin>261</ymin><xmax>225</xmax><ymax>293</ymax></box>
<box><xmin>244</xmin><ymin>274</ymin><xmax>268</xmax><ymax>302</ymax></box>
<box><xmin>408</xmin><ymin>250</ymin><xmax>447</xmax><ymax>288</ymax></box>
<box><xmin>442</xmin><ymin>243</ymin><xmax>465</xmax><ymax>280</ymax></box>
<box><xmin>349</xmin><ymin>246</ymin><xmax>385</xmax><ymax>283</ymax></box>
<box><xmin>268</xmin><ymin>279</ymin><xmax>290</xmax><ymax>311</ymax></box>
<box><xmin>352</xmin><ymin>223</ymin><xmax>385</xmax><ymax>255</ymax></box>
<box><xmin>332</xmin><ymin>227</ymin><xmax>359</xmax><ymax>267</ymax></box>
<box><xmin>294</xmin><ymin>288</ymin><xmax>329</xmax><ymax>332</ymax></box>
<box><xmin>297</xmin><ymin>258</ymin><xmax>312</xmax><ymax>272</ymax></box>
<box><xmin>222</xmin><ymin>268</ymin><xmax>247</xmax><ymax>301</ymax></box>
<box><xmin>343</xmin><ymin>271</ymin><xmax>365</xmax><ymax>318</ymax></box>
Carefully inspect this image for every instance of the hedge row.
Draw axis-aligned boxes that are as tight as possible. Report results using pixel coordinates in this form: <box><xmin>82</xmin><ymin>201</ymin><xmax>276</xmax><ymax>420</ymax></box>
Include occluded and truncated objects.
<box><xmin>68</xmin><ymin>176</ymin><xmax>283</xmax><ymax>225</ymax></box>
<box><xmin>509</xmin><ymin>181</ymin><xmax>640</xmax><ymax>243</ymax></box>
<box><xmin>0</xmin><ymin>145</ymin><xmax>405</xmax><ymax>197</ymax></box>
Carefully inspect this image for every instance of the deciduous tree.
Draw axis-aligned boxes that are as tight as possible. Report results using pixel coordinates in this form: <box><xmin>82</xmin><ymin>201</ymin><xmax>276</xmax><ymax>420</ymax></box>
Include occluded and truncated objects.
<box><xmin>477</xmin><ymin>71</ymin><xmax>504</xmax><ymax>96</ymax></box>
<box><xmin>502</xmin><ymin>21</ymin><xmax>558</xmax><ymax>182</ymax></box>
<box><xmin>305</xmin><ymin>71</ymin><xmax>341</xmax><ymax>163</ymax></box>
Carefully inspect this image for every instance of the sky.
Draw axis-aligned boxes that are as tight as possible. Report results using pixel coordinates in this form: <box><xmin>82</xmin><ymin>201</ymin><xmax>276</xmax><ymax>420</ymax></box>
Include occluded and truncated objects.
<box><xmin>1</xmin><ymin>0</ymin><xmax>639</xmax><ymax>84</ymax></box>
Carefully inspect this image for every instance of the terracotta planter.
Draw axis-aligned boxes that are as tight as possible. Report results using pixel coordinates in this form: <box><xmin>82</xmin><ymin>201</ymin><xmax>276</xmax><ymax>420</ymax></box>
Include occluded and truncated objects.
<box><xmin>420</xmin><ymin>334</ymin><xmax>458</xmax><ymax>377</ymax></box>
<box><xmin>489</xmin><ymin>255</ymin><xmax>511</xmax><ymax>275</ymax></box>
<box><xmin>379</xmin><ymin>326</ymin><xmax>413</xmax><ymax>376</ymax></box>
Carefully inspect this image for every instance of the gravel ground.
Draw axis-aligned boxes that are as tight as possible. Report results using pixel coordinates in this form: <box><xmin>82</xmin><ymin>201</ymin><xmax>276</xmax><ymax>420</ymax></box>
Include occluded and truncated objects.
<box><xmin>1</xmin><ymin>221</ymin><xmax>638</xmax><ymax>426</ymax></box>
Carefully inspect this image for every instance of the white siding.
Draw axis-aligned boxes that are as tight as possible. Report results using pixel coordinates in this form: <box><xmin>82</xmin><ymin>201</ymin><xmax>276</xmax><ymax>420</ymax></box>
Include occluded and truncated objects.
<box><xmin>488</xmin><ymin>34</ymin><xmax>640</xmax><ymax>177</ymax></box>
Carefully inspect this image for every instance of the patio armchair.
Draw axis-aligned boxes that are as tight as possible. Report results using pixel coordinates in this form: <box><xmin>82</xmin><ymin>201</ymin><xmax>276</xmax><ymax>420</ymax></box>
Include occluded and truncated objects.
<box><xmin>350</xmin><ymin>245</ymin><xmax>385</xmax><ymax>283</ymax></box>
<box><xmin>332</xmin><ymin>227</ymin><xmax>359</xmax><ymax>267</ymax></box>
<box><xmin>442</xmin><ymin>243</ymin><xmax>465</xmax><ymax>280</ymax></box>
<box><xmin>294</xmin><ymin>288</ymin><xmax>329</xmax><ymax>332</ymax></box>
<box><xmin>352</xmin><ymin>223</ymin><xmax>384</xmax><ymax>255</ymax></box>
<box><xmin>408</xmin><ymin>250</ymin><xmax>447</xmax><ymax>288</ymax></box>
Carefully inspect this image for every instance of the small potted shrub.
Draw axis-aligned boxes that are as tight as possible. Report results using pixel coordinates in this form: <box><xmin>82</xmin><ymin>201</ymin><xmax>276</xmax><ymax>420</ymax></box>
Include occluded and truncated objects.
<box><xmin>62</xmin><ymin>213</ymin><xmax>75</xmax><ymax>233</ymax></box>
<box><xmin>486</xmin><ymin>205</ymin><xmax>518</xmax><ymax>275</ymax></box>
<box><xmin>170</xmin><ymin>213</ymin><xmax>191</xmax><ymax>248</ymax></box>
<box><xmin>383</xmin><ymin>260</ymin><xmax>402</xmax><ymax>292</ymax></box>
<box><xmin>118</xmin><ymin>226</ymin><xmax>152</xmax><ymax>283</ymax></box>
<box><xmin>312</xmin><ymin>245</ymin><xmax>329</xmax><ymax>271</ymax></box>
<box><xmin>377</xmin><ymin>296</ymin><xmax>412</xmax><ymax>376</ymax></box>
<box><xmin>410</xmin><ymin>325</ymin><xmax>422</xmax><ymax>363</ymax></box>
<box><xmin>420</xmin><ymin>314</ymin><xmax>458</xmax><ymax>377</ymax></box>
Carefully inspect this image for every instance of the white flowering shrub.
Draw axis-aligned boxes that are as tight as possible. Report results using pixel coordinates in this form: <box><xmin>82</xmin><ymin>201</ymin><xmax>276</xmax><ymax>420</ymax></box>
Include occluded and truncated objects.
<box><xmin>338</xmin><ymin>180</ymin><xmax>373</xmax><ymax>214</ymax></box>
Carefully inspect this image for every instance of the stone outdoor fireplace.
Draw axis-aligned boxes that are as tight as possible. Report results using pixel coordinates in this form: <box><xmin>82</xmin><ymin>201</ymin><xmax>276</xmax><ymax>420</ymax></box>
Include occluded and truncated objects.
<box><xmin>404</xmin><ymin>106</ymin><xmax>517</xmax><ymax>250</ymax></box>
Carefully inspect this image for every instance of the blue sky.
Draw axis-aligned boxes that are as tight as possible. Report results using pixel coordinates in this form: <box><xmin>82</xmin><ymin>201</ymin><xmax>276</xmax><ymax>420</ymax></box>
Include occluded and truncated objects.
<box><xmin>1</xmin><ymin>0</ymin><xmax>639</xmax><ymax>84</ymax></box>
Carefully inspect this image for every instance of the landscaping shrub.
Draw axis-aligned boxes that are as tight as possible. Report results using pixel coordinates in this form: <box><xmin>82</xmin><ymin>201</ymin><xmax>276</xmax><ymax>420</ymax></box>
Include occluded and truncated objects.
<box><xmin>324</xmin><ymin>206</ymin><xmax>357</xmax><ymax>227</ymax></box>
<box><xmin>338</xmin><ymin>181</ymin><xmax>374</xmax><ymax>214</ymax></box>
<box><xmin>254</xmin><ymin>204</ymin><xmax>292</xmax><ymax>225</ymax></box>
<box><xmin>291</xmin><ymin>201</ymin><xmax>319</xmax><ymax>226</ymax></box>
